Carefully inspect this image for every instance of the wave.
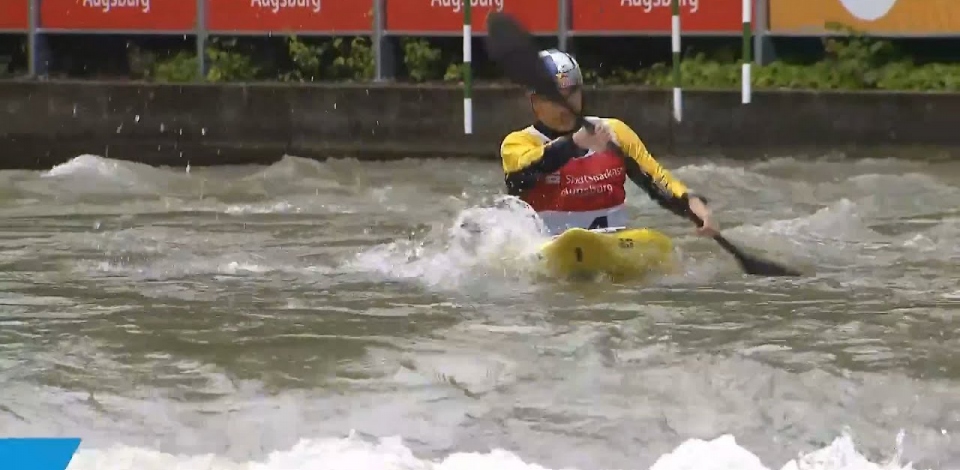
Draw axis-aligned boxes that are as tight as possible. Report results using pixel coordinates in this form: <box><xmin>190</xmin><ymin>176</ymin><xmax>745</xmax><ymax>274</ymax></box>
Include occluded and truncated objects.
<box><xmin>65</xmin><ymin>430</ymin><xmax>917</xmax><ymax>470</ymax></box>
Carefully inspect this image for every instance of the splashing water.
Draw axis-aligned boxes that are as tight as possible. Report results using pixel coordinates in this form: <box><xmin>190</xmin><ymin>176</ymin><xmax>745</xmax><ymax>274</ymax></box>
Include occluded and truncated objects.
<box><xmin>347</xmin><ymin>195</ymin><xmax>554</xmax><ymax>291</ymax></box>
<box><xmin>65</xmin><ymin>430</ymin><xmax>918</xmax><ymax>470</ymax></box>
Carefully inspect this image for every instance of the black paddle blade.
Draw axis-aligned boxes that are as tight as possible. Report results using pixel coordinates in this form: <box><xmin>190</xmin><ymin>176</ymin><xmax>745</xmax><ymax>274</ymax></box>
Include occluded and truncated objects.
<box><xmin>735</xmin><ymin>252</ymin><xmax>803</xmax><ymax>277</ymax></box>
<box><xmin>713</xmin><ymin>235</ymin><xmax>803</xmax><ymax>277</ymax></box>
<box><xmin>484</xmin><ymin>12</ymin><xmax>567</xmax><ymax>105</ymax></box>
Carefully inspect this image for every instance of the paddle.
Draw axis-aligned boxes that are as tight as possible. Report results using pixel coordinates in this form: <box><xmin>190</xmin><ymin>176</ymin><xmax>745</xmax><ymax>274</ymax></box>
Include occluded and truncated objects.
<box><xmin>484</xmin><ymin>12</ymin><xmax>802</xmax><ymax>277</ymax></box>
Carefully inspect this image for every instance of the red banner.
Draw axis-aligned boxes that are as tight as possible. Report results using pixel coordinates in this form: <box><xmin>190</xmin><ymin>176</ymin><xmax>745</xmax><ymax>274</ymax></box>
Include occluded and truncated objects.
<box><xmin>207</xmin><ymin>0</ymin><xmax>373</xmax><ymax>32</ymax></box>
<box><xmin>387</xmin><ymin>0</ymin><xmax>558</xmax><ymax>33</ymax></box>
<box><xmin>572</xmin><ymin>0</ymin><xmax>744</xmax><ymax>33</ymax></box>
<box><xmin>1</xmin><ymin>0</ymin><xmax>29</xmax><ymax>30</ymax></box>
<box><xmin>40</xmin><ymin>0</ymin><xmax>197</xmax><ymax>30</ymax></box>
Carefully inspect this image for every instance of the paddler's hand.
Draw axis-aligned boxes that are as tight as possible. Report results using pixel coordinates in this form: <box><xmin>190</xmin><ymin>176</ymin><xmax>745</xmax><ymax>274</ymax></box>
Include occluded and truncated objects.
<box><xmin>572</xmin><ymin>124</ymin><xmax>612</xmax><ymax>153</ymax></box>
<box><xmin>688</xmin><ymin>197</ymin><xmax>718</xmax><ymax>237</ymax></box>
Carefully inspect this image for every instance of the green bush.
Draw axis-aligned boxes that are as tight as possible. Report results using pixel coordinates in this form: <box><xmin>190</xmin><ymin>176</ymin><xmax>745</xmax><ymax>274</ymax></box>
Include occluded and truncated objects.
<box><xmin>325</xmin><ymin>36</ymin><xmax>374</xmax><ymax>81</ymax></box>
<box><xmin>151</xmin><ymin>51</ymin><xmax>198</xmax><ymax>82</ymax></box>
<box><xmin>444</xmin><ymin>63</ymin><xmax>467</xmax><ymax>82</ymax></box>
<box><xmin>399</xmin><ymin>38</ymin><xmax>472</xmax><ymax>83</ymax></box>
<box><xmin>140</xmin><ymin>26</ymin><xmax>959</xmax><ymax>90</ymax></box>
<box><xmin>587</xmin><ymin>25</ymin><xmax>960</xmax><ymax>91</ymax></box>
<box><xmin>149</xmin><ymin>36</ymin><xmax>374</xmax><ymax>83</ymax></box>
<box><xmin>205</xmin><ymin>39</ymin><xmax>260</xmax><ymax>82</ymax></box>
<box><xmin>150</xmin><ymin>38</ymin><xmax>258</xmax><ymax>83</ymax></box>
<box><xmin>283</xmin><ymin>35</ymin><xmax>323</xmax><ymax>82</ymax></box>
<box><xmin>402</xmin><ymin>38</ymin><xmax>443</xmax><ymax>82</ymax></box>
<box><xmin>281</xmin><ymin>36</ymin><xmax>374</xmax><ymax>82</ymax></box>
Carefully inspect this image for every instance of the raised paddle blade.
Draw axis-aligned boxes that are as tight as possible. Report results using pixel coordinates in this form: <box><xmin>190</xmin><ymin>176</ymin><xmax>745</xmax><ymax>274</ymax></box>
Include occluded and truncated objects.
<box><xmin>484</xmin><ymin>12</ymin><xmax>567</xmax><ymax>106</ymax></box>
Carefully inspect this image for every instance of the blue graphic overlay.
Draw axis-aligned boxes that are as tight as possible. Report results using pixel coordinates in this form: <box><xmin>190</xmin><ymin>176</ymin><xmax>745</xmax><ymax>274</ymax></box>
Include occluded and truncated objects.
<box><xmin>0</xmin><ymin>438</ymin><xmax>81</xmax><ymax>470</ymax></box>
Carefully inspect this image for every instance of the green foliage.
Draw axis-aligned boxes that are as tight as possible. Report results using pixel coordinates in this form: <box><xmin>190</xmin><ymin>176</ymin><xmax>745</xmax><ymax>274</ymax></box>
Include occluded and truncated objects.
<box><xmin>400</xmin><ymin>38</ymin><xmax>469</xmax><ymax>82</ymax></box>
<box><xmin>139</xmin><ymin>26</ymin><xmax>958</xmax><ymax>90</ymax></box>
<box><xmin>283</xmin><ymin>35</ymin><xmax>323</xmax><ymax>82</ymax></box>
<box><xmin>444</xmin><ymin>63</ymin><xmax>467</xmax><ymax>82</ymax></box>
<box><xmin>587</xmin><ymin>25</ymin><xmax>960</xmax><ymax>91</ymax></box>
<box><xmin>151</xmin><ymin>51</ymin><xmax>199</xmax><ymax>82</ymax></box>
<box><xmin>281</xmin><ymin>36</ymin><xmax>373</xmax><ymax>82</ymax></box>
<box><xmin>150</xmin><ymin>36</ymin><xmax>375</xmax><ymax>83</ymax></box>
<box><xmin>332</xmin><ymin>37</ymin><xmax>375</xmax><ymax>81</ymax></box>
<box><xmin>402</xmin><ymin>38</ymin><xmax>443</xmax><ymax>82</ymax></box>
<box><xmin>205</xmin><ymin>39</ymin><xmax>260</xmax><ymax>82</ymax></box>
<box><xmin>149</xmin><ymin>39</ymin><xmax>258</xmax><ymax>83</ymax></box>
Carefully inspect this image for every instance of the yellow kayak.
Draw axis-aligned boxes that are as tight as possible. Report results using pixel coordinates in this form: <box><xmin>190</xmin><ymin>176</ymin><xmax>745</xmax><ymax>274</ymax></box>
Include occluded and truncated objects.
<box><xmin>538</xmin><ymin>227</ymin><xmax>676</xmax><ymax>282</ymax></box>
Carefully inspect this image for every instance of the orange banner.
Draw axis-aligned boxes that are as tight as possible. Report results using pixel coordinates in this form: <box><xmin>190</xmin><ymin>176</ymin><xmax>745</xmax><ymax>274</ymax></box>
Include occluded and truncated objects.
<box><xmin>770</xmin><ymin>0</ymin><xmax>960</xmax><ymax>34</ymax></box>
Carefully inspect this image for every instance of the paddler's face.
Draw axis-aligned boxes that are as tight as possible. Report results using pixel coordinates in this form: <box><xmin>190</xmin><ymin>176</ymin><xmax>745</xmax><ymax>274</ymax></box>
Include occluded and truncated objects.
<box><xmin>532</xmin><ymin>86</ymin><xmax>582</xmax><ymax>131</ymax></box>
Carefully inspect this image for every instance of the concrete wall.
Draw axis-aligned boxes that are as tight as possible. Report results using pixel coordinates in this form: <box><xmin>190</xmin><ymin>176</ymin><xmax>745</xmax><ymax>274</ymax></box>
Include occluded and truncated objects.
<box><xmin>1</xmin><ymin>80</ymin><xmax>958</xmax><ymax>170</ymax></box>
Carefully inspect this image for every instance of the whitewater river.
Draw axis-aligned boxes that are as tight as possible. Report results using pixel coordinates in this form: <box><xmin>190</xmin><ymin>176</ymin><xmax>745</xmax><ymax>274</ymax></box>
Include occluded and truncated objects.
<box><xmin>0</xmin><ymin>153</ymin><xmax>958</xmax><ymax>470</ymax></box>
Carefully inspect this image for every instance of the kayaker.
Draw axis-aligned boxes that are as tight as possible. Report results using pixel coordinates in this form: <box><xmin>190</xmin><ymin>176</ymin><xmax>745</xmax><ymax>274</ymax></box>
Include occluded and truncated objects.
<box><xmin>499</xmin><ymin>48</ymin><xmax>717</xmax><ymax>237</ymax></box>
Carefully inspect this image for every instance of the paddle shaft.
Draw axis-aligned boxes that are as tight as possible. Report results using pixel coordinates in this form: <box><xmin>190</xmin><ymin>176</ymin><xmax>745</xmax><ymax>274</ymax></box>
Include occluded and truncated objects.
<box><xmin>581</xmin><ymin>121</ymin><xmax>761</xmax><ymax>269</ymax></box>
<box><xmin>570</xmin><ymin>107</ymin><xmax>800</xmax><ymax>276</ymax></box>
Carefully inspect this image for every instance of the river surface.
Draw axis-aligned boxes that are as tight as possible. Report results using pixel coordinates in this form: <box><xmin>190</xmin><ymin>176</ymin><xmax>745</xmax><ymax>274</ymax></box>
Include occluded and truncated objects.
<box><xmin>1</xmin><ymin>153</ymin><xmax>958</xmax><ymax>470</ymax></box>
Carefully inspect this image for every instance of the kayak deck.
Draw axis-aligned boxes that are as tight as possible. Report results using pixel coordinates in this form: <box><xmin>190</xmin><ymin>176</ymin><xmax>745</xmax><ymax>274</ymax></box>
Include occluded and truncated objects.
<box><xmin>538</xmin><ymin>227</ymin><xmax>676</xmax><ymax>282</ymax></box>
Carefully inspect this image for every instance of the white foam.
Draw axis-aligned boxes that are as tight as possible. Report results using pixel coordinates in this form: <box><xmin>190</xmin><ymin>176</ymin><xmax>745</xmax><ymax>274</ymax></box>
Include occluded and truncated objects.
<box><xmin>224</xmin><ymin>202</ymin><xmax>301</xmax><ymax>215</ymax></box>
<box><xmin>40</xmin><ymin>155</ymin><xmax>175</xmax><ymax>194</ymax></box>
<box><xmin>65</xmin><ymin>430</ymin><xmax>919</xmax><ymax>470</ymax></box>
<box><xmin>346</xmin><ymin>195</ymin><xmax>550</xmax><ymax>291</ymax></box>
<box><xmin>43</xmin><ymin>154</ymin><xmax>131</xmax><ymax>179</ymax></box>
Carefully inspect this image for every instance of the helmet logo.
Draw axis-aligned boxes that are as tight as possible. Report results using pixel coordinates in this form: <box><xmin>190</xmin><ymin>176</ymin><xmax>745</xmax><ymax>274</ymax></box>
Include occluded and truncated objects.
<box><xmin>556</xmin><ymin>72</ymin><xmax>578</xmax><ymax>88</ymax></box>
<box><xmin>540</xmin><ymin>48</ymin><xmax>581</xmax><ymax>89</ymax></box>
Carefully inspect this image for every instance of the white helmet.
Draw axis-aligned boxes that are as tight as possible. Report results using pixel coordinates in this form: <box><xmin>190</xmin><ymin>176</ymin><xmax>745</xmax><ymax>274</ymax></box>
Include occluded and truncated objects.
<box><xmin>538</xmin><ymin>48</ymin><xmax>583</xmax><ymax>90</ymax></box>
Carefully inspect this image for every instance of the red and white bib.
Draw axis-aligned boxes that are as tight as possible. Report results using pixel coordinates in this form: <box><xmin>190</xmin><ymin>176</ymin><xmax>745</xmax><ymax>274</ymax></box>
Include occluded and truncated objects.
<box><xmin>520</xmin><ymin>119</ymin><xmax>629</xmax><ymax>234</ymax></box>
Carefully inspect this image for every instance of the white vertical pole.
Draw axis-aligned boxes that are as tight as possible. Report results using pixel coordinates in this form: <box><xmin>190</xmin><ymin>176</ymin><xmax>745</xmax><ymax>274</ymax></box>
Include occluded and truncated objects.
<box><xmin>463</xmin><ymin>1</ymin><xmax>473</xmax><ymax>135</ymax></box>
<box><xmin>742</xmin><ymin>0</ymin><xmax>752</xmax><ymax>104</ymax></box>
<box><xmin>671</xmin><ymin>0</ymin><xmax>682</xmax><ymax>123</ymax></box>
